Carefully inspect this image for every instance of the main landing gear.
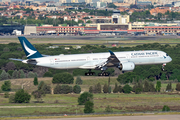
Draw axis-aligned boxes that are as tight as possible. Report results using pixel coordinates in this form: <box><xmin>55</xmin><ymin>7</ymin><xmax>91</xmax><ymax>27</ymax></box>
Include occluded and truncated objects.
<box><xmin>162</xmin><ymin>63</ymin><xmax>166</xmax><ymax>71</ymax></box>
<box><xmin>98</xmin><ymin>72</ymin><xmax>110</xmax><ymax>76</ymax></box>
<box><xmin>85</xmin><ymin>70</ymin><xmax>95</xmax><ymax>76</ymax></box>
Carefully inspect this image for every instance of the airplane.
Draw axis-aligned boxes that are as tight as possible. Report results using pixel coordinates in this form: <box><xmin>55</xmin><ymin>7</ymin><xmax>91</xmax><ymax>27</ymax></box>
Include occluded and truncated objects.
<box><xmin>10</xmin><ymin>36</ymin><xmax>172</xmax><ymax>76</ymax></box>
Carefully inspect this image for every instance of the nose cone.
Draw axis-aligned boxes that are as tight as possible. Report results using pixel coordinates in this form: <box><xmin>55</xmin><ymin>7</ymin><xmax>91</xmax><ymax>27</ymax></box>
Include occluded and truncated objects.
<box><xmin>168</xmin><ymin>56</ymin><xmax>172</xmax><ymax>62</ymax></box>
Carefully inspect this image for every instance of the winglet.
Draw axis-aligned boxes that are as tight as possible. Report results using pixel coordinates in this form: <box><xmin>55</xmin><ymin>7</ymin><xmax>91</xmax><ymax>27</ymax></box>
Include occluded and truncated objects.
<box><xmin>18</xmin><ymin>36</ymin><xmax>43</xmax><ymax>59</ymax></box>
<box><xmin>108</xmin><ymin>50</ymin><xmax>115</xmax><ymax>55</ymax></box>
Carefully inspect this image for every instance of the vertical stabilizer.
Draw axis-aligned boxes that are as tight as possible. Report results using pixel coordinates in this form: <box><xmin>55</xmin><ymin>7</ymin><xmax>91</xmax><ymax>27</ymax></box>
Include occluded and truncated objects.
<box><xmin>18</xmin><ymin>36</ymin><xmax>43</xmax><ymax>59</ymax></box>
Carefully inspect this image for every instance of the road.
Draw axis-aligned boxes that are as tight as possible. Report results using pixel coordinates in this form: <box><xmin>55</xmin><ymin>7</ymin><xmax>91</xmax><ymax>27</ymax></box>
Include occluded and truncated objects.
<box><xmin>21</xmin><ymin>115</ymin><xmax>180</xmax><ymax>120</ymax></box>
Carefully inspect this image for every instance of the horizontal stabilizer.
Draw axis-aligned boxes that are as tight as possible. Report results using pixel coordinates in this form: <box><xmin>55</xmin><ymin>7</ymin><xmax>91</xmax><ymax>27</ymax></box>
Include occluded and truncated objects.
<box><xmin>9</xmin><ymin>58</ymin><xmax>24</xmax><ymax>61</ymax></box>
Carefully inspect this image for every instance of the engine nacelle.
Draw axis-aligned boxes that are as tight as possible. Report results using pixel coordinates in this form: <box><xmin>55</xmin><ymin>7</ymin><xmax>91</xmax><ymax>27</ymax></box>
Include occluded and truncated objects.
<box><xmin>118</xmin><ymin>62</ymin><xmax>135</xmax><ymax>71</ymax></box>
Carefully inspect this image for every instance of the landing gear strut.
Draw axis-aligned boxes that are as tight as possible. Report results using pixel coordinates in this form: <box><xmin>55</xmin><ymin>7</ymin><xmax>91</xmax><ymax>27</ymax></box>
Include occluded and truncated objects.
<box><xmin>162</xmin><ymin>63</ymin><xmax>166</xmax><ymax>71</ymax></box>
<box><xmin>85</xmin><ymin>70</ymin><xmax>95</xmax><ymax>76</ymax></box>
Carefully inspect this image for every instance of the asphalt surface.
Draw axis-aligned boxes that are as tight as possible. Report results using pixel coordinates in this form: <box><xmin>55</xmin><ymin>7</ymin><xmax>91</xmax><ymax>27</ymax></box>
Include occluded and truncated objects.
<box><xmin>0</xmin><ymin>35</ymin><xmax>179</xmax><ymax>41</ymax></box>
<box><xmin>21</xmin><ymin>115</ymin><xmax>180</xmax><ymax>120</ymax></box>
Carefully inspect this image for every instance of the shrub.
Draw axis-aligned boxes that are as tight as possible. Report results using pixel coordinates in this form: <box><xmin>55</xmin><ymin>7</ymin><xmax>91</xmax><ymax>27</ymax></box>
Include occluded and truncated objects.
<box><xmin>123</xmin><ymin>84</ymin><xmax>132</xmax><ymax>93</ymax></box>
<box><xmin>43</xmin><ymin>71</ymin><xmax>53</xmax><ymax>77</ymax></box>
<box><xmin>28</xmin><ymin>72</ymin><xmax>36</xmax><ymax>78</ymax></box>
<box><xmin>32</xmin><ymin>90</ymin><xmax>45</xmax><ymax>102</ymax></box>
<box><xmin>38</xmin><ymin>81</ymin><xmax>45</xmax><ymax>90</ymax></box>
<box><xmin>33</xmin><ymin>77</ymin><xmax>38</xmax><ymax>86</ymax></box>
<box><xmin>7</xmin><ymin>70</ymin><xmax>14</xmax><ymax>76</ymax></box>
<box><xmin>156</xmin><ymin>81</ymin><xmax>161</xmax><ymax>92</ymax></box>
<box><xmin>135</xmin><ymin>88</ymin><xmax>142</xmax><ymax>94</ymax></box>
<box><xmin>105</xmin><ymin>105</ymin><xmax>113</xmax><ymax>113</ymax></box>
<box><xmin>19</xmin><ymin>70</ymin><xmax>25</xmax><ymax>78</ymax></box>
<box><xmin>96</xmin><ymin>83</ymin><xmax>101</xmax><ymax>93</ymax></box>
<box><xmin>14</xmin><ymin>89</ymin><xmax>31</xmax><ymax>103</ymax></box>
<box><xmin>162</xmin><ymin>105</ymin><xmax>170</xmax><ymax>111</ymax></box>
<box><xmin>1</xmin><ymin>81</ymin><xmax>11</xmax><ymax>91</ymax></box>
<box><xmin>54</xmin><ymin>84</ymin><xmax>72</xmax><ymax>94</ymax></box>
<box><xmin>78</xmin><ymin>92</ymin><xmax>93</xmax><ymax>105</ymax></box>
<box><xmin>176</xmin><ymin>83</ymin><xmax>180</xmax><ymax>91</ymax></box>
<box><xmin>108</xmin><ymin>86</ymin><xmax>111</xmax><ymax>93</ymax></box>
<box><xmin>89</xmin><ymin>86</ymin><xmax>93</xmax><ymax>93</ymax></box>
<box><xmin>113</xmin><ymin>83</ymin><xmax>118</xmax><ymax>93</ymax></box>
<box><xmin>42</xmin><ymin>84</ymin><xmax>51</xmax><ymax>94</ymax></box>
<box><xmin>84</xmin><ymin>101</ymin><xmax>94</xmax><ymax>113</ymax></box>
<box><xmin>103</xmin><ymin>83</ymin><xmax>108</xmax><ymax>93</ymax></box>
<box><xmin>12</xmin><ymin>70</ymin><xmax>18</xmax><ymax>79</ymax></box>
<box><xmin>73</xmin><ymin>85</ymin><xmax>81</xmax><ymax>94</ymax></box>
<box><xmin>118</xmin><ymin>85</ymin><xmax>123</xmax><ymax>93</ymax></box>
<box><xmin>0</xmin><ymin>70</ymin><xmax>8</xmax><ymax>80</ymax></box>
<box><xmin>52</xmin><ymin>72</ymin><xmax>74</xmax><ymax>84</ymax></box>
<box><xmin>4</xmin><ymin>92</ymin><xmax>9</xmax><ymax>98</ymax></box>
<box><xmin>9</xmin><ymin>94</ymin><xmax>15</xmax><ymax>103</ymax></box>
<box><xmin>75</xmin><ymin>76</ymin><xmax>83</xmax><ymax>85</ymax></box>
<box><xmin>166</xmin><ymin>82</ymin><xmax>172</xmax><ymax>92</ymax></box>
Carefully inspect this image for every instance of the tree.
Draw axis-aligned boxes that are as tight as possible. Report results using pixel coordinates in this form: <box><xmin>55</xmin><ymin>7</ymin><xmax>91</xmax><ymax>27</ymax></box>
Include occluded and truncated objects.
<box><xmin>19</xmin><ymin>70</ymin><xmax>25</xmax><ymax>78</ymax></box>
<box><xmin>78</xmin><ymin>92</ymin><xmax>93</xmax><ymax>105</ymax></box>
<box><xmin>75</xmin><ymin>76</ymin><xmax>83</xmax><ymax>85</ymax></box>
<box><xmin>135</xmin><ymin>88</ymin><xmax>142</xmax><ymax>94</ymax></box>
<box><xmin>143</xmin><ymin>80</ymin><xmax>150</xmax><ymax>92</ymax></box>
<box><xmin>96</xmin><ymin>83</ymin><xmax>101</xmax><ymax>93</ymax></box>
<box><xmin>28</xmin><ymin>72</ymin><xmax>36</xmax><ymax>78</ymax></box>
<box><xmin>162</xmin><ymin>105</ymin><xmax>170</xmax><ymax>111</ymax></box>
<box><xmin>166</xmin><ymin>82</ymin><xmax>172</xmax><ymax>92</ymax></box>
<box><xmin>123</xmin><ymin>84</ymin><xmax>132</xmax><ymax>93</ymax></box>
<box><xmin>84</xmin><ymin>101</ymin><xmax>94</xmax><ymax>113</ymax></box>
<box><xmin>38</xmin><ymin>81</ymin><xmax>45</xmax><ymax>90</ymax></box>
<box><xmin>89</xmin><ymin>86</ymin><xmax>93</xmax><ymax>93</ymax></box>
<box><xmin>9</xmin><ymin>94</ymin><xmax>15</xmax><ymax>103</ymax></box>
<box><xmin>118</xmin><ymin>85</ymin><xmax>123</xmax><ymax>93</ymax></box>
<box><xmin>12</xmin><ymin>70</ymin><xmax>18</xmax><ymax>79</ymax></box>
<box><xmin>14</xmin><ymin>89</ymin><xmax>31</xmax><ymax>103</ymax></box>
<box><xmin>43</xmin><ymin>71</ymin><xmax>53</xmax><ymax>77</ymax></box>
<box><xmin>108</xmin><ymin>86</ymin><xmax>111</xmax><ymax>93</ymax></box>
<box><xmin>54</xmin><ymin>84</ymin><xmax>72</xmax><ymax>94</ymax></box>
<box><xmin>52</xmin><ymin>72</ymin><xmax>74</xmax><ymax>84</ymax></box>
<box><xmin>33</xmin><ymin>77</ymin><xmax>38</xmax><ymax>86</ymax></box>
<box><xmin>113</xmin><ymin>83</ymin><xmax>118</xmax><ymax>93</ymax></box>
<box><xmin>156</xmin><ymin>81</ymin><xmax>161</xmax><ymax>92</ymax></box>
<box><xmin>32</xmin><ymin>89</ymin><xmax>45</xmax><ymax>102</ymax></box>
<box><xmin>160</xmin><ymin>73</ymin><xmax>166</xmax><ymax>80</ymax></box>
<box><xmin>103</xmin><ymin>83</ymin><xmax>108</xmax><ymax>93</ymax></box>
<box><xmin>1</xmin><ymin>81</ymin><xmax>11</xmax><ymax>91</ymax></box>
<box><xmin>73</xmin><ymin>85</ymin><xmax>81</xmax><ymax>94</ymax></box>
<box><xmin>176</xmin><ymin>83</ymin><xmax>180</xmax><ymax>91</ymax></box>
<box><xmin>0</xmin><ymin>70</ymin><xmax>8</xmax><ymax>80</ymax></box>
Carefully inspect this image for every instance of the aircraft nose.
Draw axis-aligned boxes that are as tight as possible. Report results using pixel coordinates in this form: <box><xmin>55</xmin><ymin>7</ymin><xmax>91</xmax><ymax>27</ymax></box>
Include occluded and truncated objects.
<box><xmin>169</xmin><ymin>56</ymin><xmax>172</xmax><ymax>62</ymax></box>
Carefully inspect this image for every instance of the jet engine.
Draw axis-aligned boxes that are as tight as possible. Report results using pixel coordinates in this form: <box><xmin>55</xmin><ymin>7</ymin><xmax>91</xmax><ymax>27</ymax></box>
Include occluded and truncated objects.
<box><xmin>118</xmin><ymin>62</ymin><xmax>135</xmax><ymax>71</ymax></box>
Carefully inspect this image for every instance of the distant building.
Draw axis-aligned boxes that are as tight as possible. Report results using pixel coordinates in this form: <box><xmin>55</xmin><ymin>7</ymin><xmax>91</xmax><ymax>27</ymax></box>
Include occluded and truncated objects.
<box><xmin>90</xmin><ymin>2</ymin><xmax>107</xmax><ymax>8</ymax></box>
<box><xmin>71</xmin><ymin>0</ymin><xmax>78</xmax><ymax>3</ymax></box>
<box><xmin>85</xmin><ymin>0</ymin><xmax>92</xmax><ymax>4</ymax></box>
<box><xmin>62</xmin><ymin>2</ymin><xmax>86</xmax><ymax>6</ymax></box>
<box><xmin>100</xmin><ymin>0</ymin><xmax>112</xmax><ymax>3</ymax></box>
<box><xmin>172</xmin><ymin>1</ymin><xmax>180</xmax><ymax>7</ymax></box>
<box><xmin>59</xmin><ymin>0</ymin><xmax>66</xmax><ymax>3</ymax></box>
<box><xmin>2</xmin><ymin>0</ymin><xmax>11</xmax><ymax>2</ymax></box>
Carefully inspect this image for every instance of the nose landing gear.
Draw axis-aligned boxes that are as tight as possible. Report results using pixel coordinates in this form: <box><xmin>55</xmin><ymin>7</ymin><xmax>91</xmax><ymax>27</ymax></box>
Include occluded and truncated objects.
<box><xmin>162</xmin><ymin>63</ymin><xmax>166</xmax><ymax>71</ymax></box>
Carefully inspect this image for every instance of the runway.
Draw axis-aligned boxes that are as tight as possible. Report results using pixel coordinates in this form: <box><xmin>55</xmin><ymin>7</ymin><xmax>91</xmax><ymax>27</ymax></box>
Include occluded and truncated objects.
<box><xmin>22</xmin><ymin>115</ymin><xmax>180</xmax><ymax>120</ymax></box>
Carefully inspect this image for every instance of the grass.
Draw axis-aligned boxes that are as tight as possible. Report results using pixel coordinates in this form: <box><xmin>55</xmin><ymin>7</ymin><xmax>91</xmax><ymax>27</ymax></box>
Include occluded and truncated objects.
<box><xmin>1</xmin><ymin>37</ymin><xmax>180</xmax><ymax>45</ymax></box>
<box><xmin>0</xmin><ymin>76</ymin><xmax>179</xmax><ymax>117</ymax></box>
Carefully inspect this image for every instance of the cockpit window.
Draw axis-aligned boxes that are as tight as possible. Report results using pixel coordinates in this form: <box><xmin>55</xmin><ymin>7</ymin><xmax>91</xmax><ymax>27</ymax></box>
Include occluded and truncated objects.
<box><xmin>166</xmin><ymin>54</ymin><xmax>169</xmax><ymax>56</ymax></box>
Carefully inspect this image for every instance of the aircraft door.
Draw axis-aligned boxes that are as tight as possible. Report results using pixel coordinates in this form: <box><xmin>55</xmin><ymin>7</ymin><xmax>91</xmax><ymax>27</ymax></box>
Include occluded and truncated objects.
<box><xmin>50</xmin><ymin>58</ymin><xmax>54</xmax><ymax>65</ymax></box>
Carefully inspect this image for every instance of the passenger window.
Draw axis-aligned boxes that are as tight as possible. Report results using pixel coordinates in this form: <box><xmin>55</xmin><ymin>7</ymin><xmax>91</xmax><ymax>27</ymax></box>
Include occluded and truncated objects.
<box><xmin>166</xmin><ymin>54</ymin><xmax>169</xmax><ymax>56</ymax></box>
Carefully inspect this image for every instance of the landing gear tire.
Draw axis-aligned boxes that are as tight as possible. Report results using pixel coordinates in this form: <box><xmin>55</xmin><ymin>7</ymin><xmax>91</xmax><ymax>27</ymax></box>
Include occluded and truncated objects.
<box><xmin>98</xmin><ymin>72</ymin><xmax>110</xmax><ymax>76</ymax></box>
<box><xmin>85</xmin><ymin>72</ymin><xmax>95</xmax><ymax>76</ymax></box>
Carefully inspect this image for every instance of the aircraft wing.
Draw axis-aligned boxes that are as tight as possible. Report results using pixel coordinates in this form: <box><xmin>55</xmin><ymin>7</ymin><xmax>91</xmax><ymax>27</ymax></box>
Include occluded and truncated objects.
<box><xmin>95</xmin><ymin>50</ymin><xmax>120</xmax><ymax>69</ymax></box>
<box><xmin>9</xmin><ymin>58</ymin><xmax>24</xmax><ymax>61</ymax></box>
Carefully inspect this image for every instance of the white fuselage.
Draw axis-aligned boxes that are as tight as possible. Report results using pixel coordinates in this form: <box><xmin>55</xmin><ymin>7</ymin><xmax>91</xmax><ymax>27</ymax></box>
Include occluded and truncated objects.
<box><xmin>22</xmin><ymin>50</ymin><xmax>172</xmax><ymax>70</ymax></box>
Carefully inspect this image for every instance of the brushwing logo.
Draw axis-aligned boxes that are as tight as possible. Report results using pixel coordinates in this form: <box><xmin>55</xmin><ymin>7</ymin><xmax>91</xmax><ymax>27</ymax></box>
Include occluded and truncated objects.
<box><xmin>23</xmin><ymin>41</ymin><xmax>37</xmax><ymax>57</ymax></box>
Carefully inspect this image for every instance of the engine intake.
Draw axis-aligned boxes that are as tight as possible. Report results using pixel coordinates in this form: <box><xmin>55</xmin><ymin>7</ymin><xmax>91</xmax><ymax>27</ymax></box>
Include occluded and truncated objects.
<box><xmin>118</xmin><ymin>62</ymin><xmax>135</xmax><ymax>71</ymax></box>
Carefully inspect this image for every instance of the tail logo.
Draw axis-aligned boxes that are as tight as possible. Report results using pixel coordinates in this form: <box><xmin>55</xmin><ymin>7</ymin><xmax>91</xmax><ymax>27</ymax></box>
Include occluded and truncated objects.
<box><xmin>23</xmin><ymin>41</ymin><xmax>37</xmax><ymax>57</ymax></box>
